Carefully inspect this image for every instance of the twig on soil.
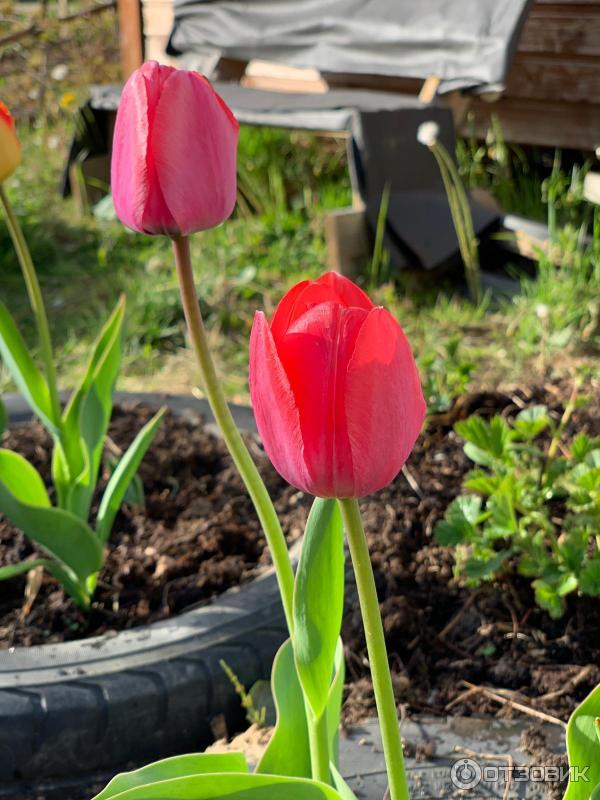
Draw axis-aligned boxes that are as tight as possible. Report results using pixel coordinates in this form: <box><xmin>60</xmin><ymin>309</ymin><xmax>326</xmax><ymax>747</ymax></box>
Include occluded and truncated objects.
<box><xmin>461</xmin><ymin>681</ymin><xmax>567</xmax><ymax>729</ymax></box>
<box><xmin>401</xmin><ymin>465</ymin><xmax>423</xmax><ymax>499</ymax></box>
<box><xmin>444</xmin><ymin>686</ymin><xmax>480</xmax><ymax>711</ymax></box>
<box><xmin>438</xmin><ymin>591</ymin><xmax>480</xmax><ymax>640</ymax></box>
<box><xmin>536</xmin><ymin>666</ymin><xmax>594</xmax><ymax>703</ymax></box>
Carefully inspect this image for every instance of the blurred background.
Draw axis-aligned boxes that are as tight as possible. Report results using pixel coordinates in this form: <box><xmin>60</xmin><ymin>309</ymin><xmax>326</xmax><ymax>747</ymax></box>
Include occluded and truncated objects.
<box><xmin>1</xmin><ymin>0</ymin><xmax>599</xmax><ymax>408</ymax></box>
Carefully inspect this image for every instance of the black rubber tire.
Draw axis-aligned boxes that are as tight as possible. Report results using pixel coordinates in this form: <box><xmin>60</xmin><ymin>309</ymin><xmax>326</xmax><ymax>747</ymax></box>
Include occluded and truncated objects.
<box><xmin>0</xmin><ymin>393</ymin><xmax>286</xmax><ymax>800</ymax></box>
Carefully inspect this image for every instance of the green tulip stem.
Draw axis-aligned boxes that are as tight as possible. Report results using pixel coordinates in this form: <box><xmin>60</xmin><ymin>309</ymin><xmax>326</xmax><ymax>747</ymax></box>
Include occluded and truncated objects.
<box><xmin>0</xmin><ymin>184</ymin><xmax>62</xmax><ymax>425</ymax></box>
<box><xmin>339</xmin><ymin>497</ymin><xmax>410</xmax><ymax>800</ymax></box>
<box><xmin>172</xmin><ymin>235</ymin><xmax>295</xmax><ymax>634</ymax></box>
<box><xmin>308</xmin><ymin>708</ymin><xmax>331</xmax><ymax>785</ymax></box>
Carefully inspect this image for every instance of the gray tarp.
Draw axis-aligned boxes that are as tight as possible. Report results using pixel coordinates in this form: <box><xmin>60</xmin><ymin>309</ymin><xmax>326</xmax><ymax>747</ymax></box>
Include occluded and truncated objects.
<box><xmin>168</xmin><ymin>0</ymin><xmax>532</xmax><ymax>94</ymax></box>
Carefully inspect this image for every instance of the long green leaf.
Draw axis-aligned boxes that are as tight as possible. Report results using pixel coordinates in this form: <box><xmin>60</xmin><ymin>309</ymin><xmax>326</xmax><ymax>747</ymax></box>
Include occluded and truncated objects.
<box><xmin>0</xmin><ymin>301</ymin><xmax>58</xmax><ymax>434</ymax></box>
<box><xmin>564</xmin><ymin>683</ymin><xmax>600</xmax><ymax>800</ymax></box>
<box><xmin>95</xmin><ymin>407</ymin><xmax>165</xmax><ymax>545</ymax></box>
<box><xmin>0</xmin><ymin>481</ymin><xmax>102</xmax><ymax>581</ymax></box>
<box><xmin>0</xmin><ymin>449</ymin><xmax>50</xmax><ymax>506</ymax></box>
<box><xmin>293</xmin><ymin>497</ymin><xmax>345</xmax><ymax>719</ymax></box>
<box><xmin>0</xmin><ymin>558</ymin><xmax>50</xmax><ymax>580</ymax></box>
<box><xmin>256</xmin><ymin>639</ymin><xmax>312</xmax><ymax>778</ymax></box>
<box><xmin>330</xmin><ymin>765</ymin><xmax>358</xmax><ymax>800</ymax></box>
<box><xmin>93</xmin><ymin>754</ymin><xmax>249</xmax><ymax>800</ymax></box>
<box><xmin>94</xmin><ymin>772</ymin><xmax>345</xmax><ymax>800</ymax></box>
<box><xmin>327</xmin><ymin>640</ymin><xmax>345</xmax><ymax>767</ymax></box>
<box><xmin>53</xmin><ymin>296</ymin><xmax>125</xmax><ymax>516</ymax></box>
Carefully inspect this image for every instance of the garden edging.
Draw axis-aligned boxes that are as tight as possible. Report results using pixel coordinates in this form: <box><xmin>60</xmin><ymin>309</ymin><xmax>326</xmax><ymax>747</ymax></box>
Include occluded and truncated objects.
<box><xmin>0</xmin><ymin>392</ymin><xmax>287</xmax><ymax>799</ymax></box>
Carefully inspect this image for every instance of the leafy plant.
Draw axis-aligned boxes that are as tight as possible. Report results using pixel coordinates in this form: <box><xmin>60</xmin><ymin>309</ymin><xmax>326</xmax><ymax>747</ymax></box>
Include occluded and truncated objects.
<box><xmin>419</xmin><ymin>336</ymin><xmax>475</xmax><ymax>413</ymax></box>
<box><xmin>0</xmin><ymin>295</ymin><xmax>165</xmax><ymax>607</ymax></box>
<box><xmin>1</xmin><ymin>179</ymin><xmax>163</xmax><ymax>608</ymax></box>
<box><xmin>435</xmin><ymin>402</ymin><xmax>600</xmax><ymax>617</ymax></box>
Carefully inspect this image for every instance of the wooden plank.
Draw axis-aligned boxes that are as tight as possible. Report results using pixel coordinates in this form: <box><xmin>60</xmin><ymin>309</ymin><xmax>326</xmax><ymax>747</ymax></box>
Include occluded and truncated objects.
<box><xmin>505</xmin><ymin>54</ymin><xmax>600</xmax><ymax>102</ymax></box>
<box><xmin>324</xmin><ymin>206</ymin><xmax>369</xmax><ymax>280</ymax></box>
<box><xmin>241</xmin><ymin>61</ymin><xmax>329</xmax><ymax>93</ymax></box>
<box><xmin>117</xmin><ymin>0</ymin><xmax>143</xmax><ymax>80</ymax></box>
<box><xmin>460</xmin><ymin>97</ymin><xmax>600</xmax><ymax>151</ymax></box>
<box><xmin>520</xmin><ymin>12</ymin><xmax>600</xmax><ymax>56</ymax></box>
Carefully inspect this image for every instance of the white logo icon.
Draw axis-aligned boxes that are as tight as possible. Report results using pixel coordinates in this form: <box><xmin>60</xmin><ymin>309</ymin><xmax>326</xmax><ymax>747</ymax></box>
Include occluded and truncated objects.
<box><xmin>451</xmin><ymin>758</ymin><xmax>483</xmax><ymax>790</ymax></box>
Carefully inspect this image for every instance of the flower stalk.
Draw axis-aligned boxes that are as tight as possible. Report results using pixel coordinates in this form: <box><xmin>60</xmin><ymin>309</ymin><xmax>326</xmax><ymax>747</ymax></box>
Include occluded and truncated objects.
<box><xmin>339</xmin><ymin>497</ymin><xmax>410</xmax><ymax>800</ymax></box>
<box><xmin>172</xmin><ymin>235</ymin><xmax>295</xmax><ymax>634</ymax></box>
<box><xmin>0</xmin><ymin>184</ymin><xmax>62</xmax><ymax>425</ymax></box>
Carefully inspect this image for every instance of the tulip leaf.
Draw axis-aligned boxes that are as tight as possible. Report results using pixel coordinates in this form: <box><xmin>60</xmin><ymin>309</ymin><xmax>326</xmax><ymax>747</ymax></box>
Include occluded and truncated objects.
<box><xmin>564</xmin><ymin>683</ymin><xmax>600</xmax><ymax>800</ymax></box>
<box><xmin>256</xmin><ymin>638</ymin><xmax>312</xmax><ymax>778</ymax></box>
<box><xmin>331</xmin><ymin>764</ymin><xmax>359</xmax><ymax>800</ymax></box>
<box><xmin>93</xmin><ymin>772</ymin><xmax>346</xmax><ymax>800</ymax></box>
<box><xmin>93</xmin><ymin>754</ymin><xmax>249</xmax><ymax>800</ymax></box>
<box><xmin>0</xmin><ymin>449</ymin><xmax>50</xmax><ymax>506</ymax></box>
<box><xmin>53</xmin><ymin>296</ymin><xmax>125</xmax><ymax>516</ymax></box>
<box><xmin>293</xmin><ymin>497</ymin><xmax>345</xmax><ymax>719</ymax></box>
<box><xmin>0</xmin><ymin>480</ymin><xmax>102</xmax><ymax>582</ymax></box>
<box><xmin>327</xmin><ymin>639</ymin><xmax>345</xmax><ymax>767</ymax></box>
<box><xmin>0</xmin><ymin>558</ymin><xmax>51</xmax><ymax>581</ymax></box>
<box><xmin>96</xmin><ymin>406</ymin><xmax>165</xmax><ymax>545</ymax></box>
<box><xmin>0</xmin><ymin>301</ymin><xmax>58</xmax><ymax>435</ymax></box>
<box><xmin>0</xmin><ymin>397</ymin><xmax>7</xmax><ymax>438</ymax></box>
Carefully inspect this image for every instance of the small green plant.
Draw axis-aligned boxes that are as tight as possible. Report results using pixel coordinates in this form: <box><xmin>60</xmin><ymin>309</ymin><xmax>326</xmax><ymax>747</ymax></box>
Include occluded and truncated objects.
<box><xmin>419</xmin><ymin>336</ymin><xmax>475</xmax><ymax>414</ymax></box>
<box><xmin>0</xmin><ymin>182</ymin><xmax>164</xmax><ymax>609</ymax></box>
<box><xmin>220</xmin><ymin>660</ymin><xmax>267</xmax><ymax>727</ymax></box>
<box><xmin>435</xmin><ymin>399</ymin><xmax>600</xmax><ymax>618</ymax></box>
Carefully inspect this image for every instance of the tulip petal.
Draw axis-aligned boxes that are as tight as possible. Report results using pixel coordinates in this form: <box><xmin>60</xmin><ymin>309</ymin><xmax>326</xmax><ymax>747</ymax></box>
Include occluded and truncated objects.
<box><xmin>249</xmin><ymin>312</ymin><xmax>311</xmax><ymax>493</ymax></box>
<box><xmin>345</xmin><ymin>308</ymin><xmax>426</xmax><ymax>497</ymax></box>
<box><xmin>270</xmin><ymin>272</ymin><xmax>372</xmax><ymax>341</ymax></box>
<box><xmin>111</xmin><ymin>69</ymin><xmax>152</xmax><ymax>233</ymax></box>
<box><xmin>151</xmin><ymin>71</ymin><xmax>239</xmax><ymax>235</ymax></box>
<box><xmin>316</xmin><ymin>271</ymin><xmax>374</xmax><ymax>311</ymax></box>
<box><xmin>277</xmin><ymin>303</ymin><xmax>368</xmax><ymax>497</ymax></box>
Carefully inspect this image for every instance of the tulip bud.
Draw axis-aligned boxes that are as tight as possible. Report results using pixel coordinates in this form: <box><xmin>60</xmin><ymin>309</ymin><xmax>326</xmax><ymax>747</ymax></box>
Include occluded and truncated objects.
<box><xmin>249</xmin><ymin>272</ymin><xmax>426</xmax><ymax>498</ymax></box>
<box><xmin>0</xmin><ymin>102</ymin><xmax>21</xmax><ymax>183</ymax></box>
<box><xmin>111</xmin><ymin>61</ymin><xmax>239</xmax><ymax>236</ymax></box>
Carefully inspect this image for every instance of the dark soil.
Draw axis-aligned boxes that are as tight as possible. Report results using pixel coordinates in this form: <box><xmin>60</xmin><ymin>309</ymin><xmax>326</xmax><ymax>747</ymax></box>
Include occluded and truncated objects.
<box><xmin>342</xmin><ymin>383</ymin><xmax>600</xmax><ymax>726</ymax></box>
<box><xmin>1</xmin><ymin>385</ymin><xmax>599</xmax><ymax>728</ymax></box>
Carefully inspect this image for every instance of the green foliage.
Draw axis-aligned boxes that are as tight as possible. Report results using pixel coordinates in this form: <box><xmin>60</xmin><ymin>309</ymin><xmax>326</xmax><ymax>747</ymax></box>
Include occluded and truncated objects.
<box><xmin>219</xmin><ymin>660</ymin><xmax>267</xmax><ymax>728</ymax></box>
<box><xmin>419</xmin><ymin>336</ymin><xmax>475</xmax><ymax>414</ymax></box>
<box><xmin>435</xmin><ymin>405</ymin><xmax>600</xmax><ymax>617</ymax></box>
<box><xmin>257</xmin><ymin>639</ymin><xmax>312</xmax><ymax>779</ymax></box>
<box><xmin>92</xmin><ymin>758</ymin><xmax>348</xmax><ymax>800</ymax></box>
<box><xmin>293</xmin><ymin>498</ymin><xmax>345</xmax><ymax>719</ymax></box>
<box><xmin>564</xmin><ymin>683</ymin><xmax>600</xmax><ymax>800</ymax></box>
<box><xmin>0</xmin><ymin>296</ymin><xmax>162</xmax><ymax>608</ymax></box>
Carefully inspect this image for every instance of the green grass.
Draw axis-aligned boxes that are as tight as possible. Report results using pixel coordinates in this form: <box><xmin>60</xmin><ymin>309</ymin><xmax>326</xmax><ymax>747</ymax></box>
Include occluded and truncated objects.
<box><xmin>1</xmin><ymin>115</ymin><xmax>599</xmax><ymax>409</ymax></box>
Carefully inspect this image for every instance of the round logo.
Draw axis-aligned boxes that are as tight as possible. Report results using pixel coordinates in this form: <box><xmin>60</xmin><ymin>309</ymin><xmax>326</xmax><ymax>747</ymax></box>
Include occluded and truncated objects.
<box><xmin>451</xmin><ymin>758</ymin><xmax>483</xmax><ymax>790</ymax></box>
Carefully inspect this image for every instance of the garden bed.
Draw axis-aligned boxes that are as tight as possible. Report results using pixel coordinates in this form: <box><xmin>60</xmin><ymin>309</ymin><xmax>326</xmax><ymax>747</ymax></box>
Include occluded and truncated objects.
<box><xmin>1</xmin><ymin>385</ymin><xmax>598</xmax><ymax>726</ymax></box>
<box><xmin>0</xmin><ymin>401</ymin><xmax>308</xmax><ymax>647</ymax></box>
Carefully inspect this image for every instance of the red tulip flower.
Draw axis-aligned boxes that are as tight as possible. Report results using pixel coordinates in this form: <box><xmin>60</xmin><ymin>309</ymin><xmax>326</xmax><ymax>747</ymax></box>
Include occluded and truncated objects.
<box><xmin>250</xmin><ymin>272</ymin><xmax>426</xmax><ymax>498</ymax></box>
<box><xmin>111</xmin><ymin>61</ymin><xmax>239</xmax><ymax>236</ymax></box>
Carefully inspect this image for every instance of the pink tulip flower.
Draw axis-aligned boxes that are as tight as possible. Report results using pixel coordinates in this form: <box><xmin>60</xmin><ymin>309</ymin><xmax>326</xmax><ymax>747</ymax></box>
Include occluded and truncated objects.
<box><xmin>111</xmin><ymin>61</ymin><xmax>239</xmax><ymax>236</ymax></box>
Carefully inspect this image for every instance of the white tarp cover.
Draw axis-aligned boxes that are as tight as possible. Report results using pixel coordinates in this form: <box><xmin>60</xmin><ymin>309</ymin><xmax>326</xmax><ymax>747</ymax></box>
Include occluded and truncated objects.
<box><xmin>168</xmin><ymin>0</ymin><xmax>532</xmax><ymax>93</ymax></box>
